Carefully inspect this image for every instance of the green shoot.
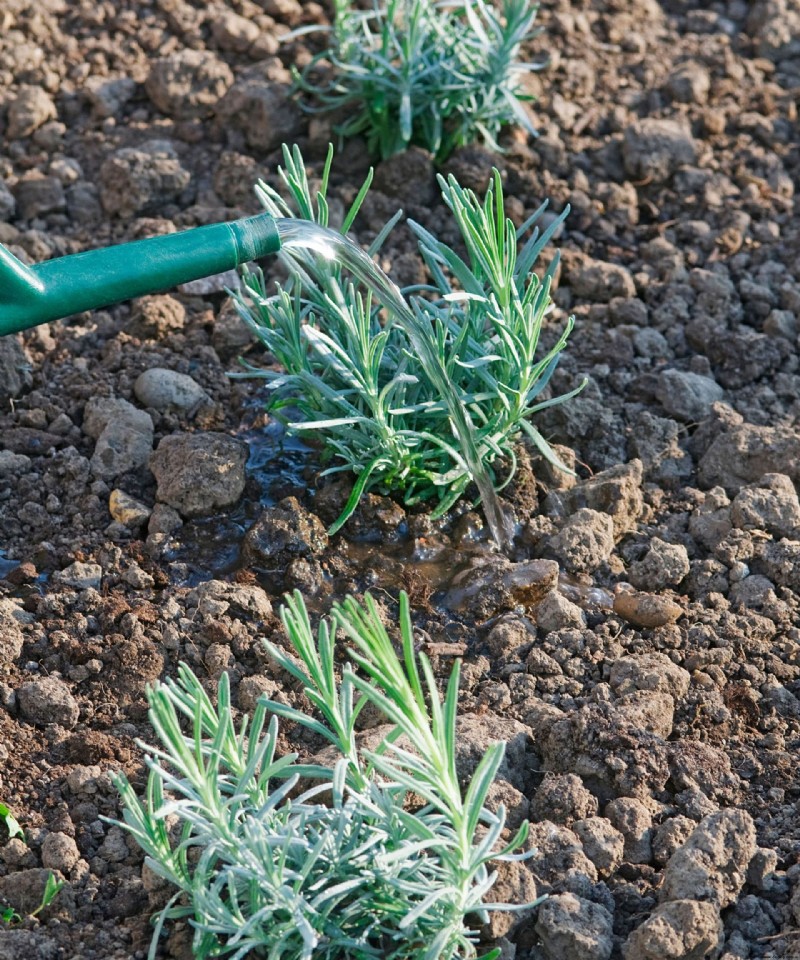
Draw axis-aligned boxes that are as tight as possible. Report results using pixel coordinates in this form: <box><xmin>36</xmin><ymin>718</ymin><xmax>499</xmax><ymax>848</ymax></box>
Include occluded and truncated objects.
<box><xmin>234</xmin><ymin>144</ymin><xmax>581</xmax><ymax>533</ymax></box>
<box><xmin>293</xmin><ymin>0</ymin><xmax>542</xmax><ymax>160</ymax></box>
<box><xmin>0</xmin><ymin>802</ymin><xmax>22</xmax><ymax>841</ymax></box>
<box><xmin>113</xmin><ymin>590</ymin><xmax>539</xmax><ymax>960</ymax></box>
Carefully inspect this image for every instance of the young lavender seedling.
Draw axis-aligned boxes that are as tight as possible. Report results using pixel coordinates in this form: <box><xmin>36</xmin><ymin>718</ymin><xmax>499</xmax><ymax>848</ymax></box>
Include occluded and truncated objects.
<box><xmin>112</xmin><ymin>591</ymin><xmax>540</xmax><ymax>960</ymax></box>
<box><xmin>292</xmin><ymin>0</ymin><xmax>542</xmax><ymax>160</ymax></box>
<box><xmin>234</xmin><ymin>144</ymin><xmax>583</xmax><ymax>533</ymax></box>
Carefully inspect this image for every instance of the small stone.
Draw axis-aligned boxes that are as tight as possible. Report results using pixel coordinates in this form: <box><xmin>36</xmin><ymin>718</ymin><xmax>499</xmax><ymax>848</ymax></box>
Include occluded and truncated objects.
<box><xmin>211</xmin><ymin>9</ymin><xmax>262</xmax><ymax>53</ymax></box>
<box><xmin>613</xmin><ymin>588</ymin><xmax>682</xmax><ymax>628</ymax></box>
<box><xmin>41</xmin><ymin>833</ymin><xmax>80</xmax><ymax>873</ymax></box>
<box><xmin>605</xmin><ymin>797</ymin><xmax>654</xmax><ymax>864</ymax></box>
<box><xmin>665</xmin><ymin>61</ymin><xmax>711</xmax><ymax>104</ymax></box>
<box><xmin>623</xmin><ymin>119</ymin><xmax>697</xmax><ymax>182</ymax></box>
<box><xmin>654</xmin><ymin>369</ymin><xmax>724</xmax><ymax>422</ymax></box>
<box><xmin>0</xmin><ymin>599</ymin><xmax>28</xmax><ymax>662</ymax></box>
<box><xmin>563</xmin><ymin>460</ymin><xmax>643</xmax><ymax>537</ymax></box>
<box><xmin>628</xmin><ymin>538</ymin><xmax>690</xmax><ymax>591</ymax></box>
<box><xmin>569</xmin><ymin>256</ymin><xmax>636</xmax><ymax>302</ymax></box>
<box><xmin>53</xmin><ymin>561</ymin><xmax>103</xmax><ymax>590</ymax></box>
<box><xmin>13</xmin><ymin>175</ymin><xmax>66</xmax><ymax>220</ymax></box>
<box><xmin>238</xmin><ymin>676</ymin><xmax>282</xmax><ymax>713</ymax></box>
<box><xmin>609</xmin><ymin>653</ymin><xmax>690</xmax><ymax>700</ymax></box>
<box><xmin>759</xmin><ymin>539</ymin><xmax>800</xmax><ymax>590</ymax></box>
<box><xmin>84</xmin><ymin>398</ymin><xmax>154</xmax><ymax>480</ymax></box>
<box><xmin>0</xmin><ymin>180</ymin><xmax>15</xmax><ymax>221</ymax></box>
<box><xmin>213</xmin><ymin>299</ymin><xmax>255</xmax><ymax>359</ymax></box>
<box><xmin>216</xmin><ymin>74</ymin><xmax>300</xmax><ymax>152</ymax></box>
<box><xmin>134</xmin><ymin>368</ymin><xmax>209</xmax><ymax>413</ymax></box>
<box><xmin>547</xmin><ymin>509</ymin><xmax>615</xmax><ymax>574</ymax></box>
<box><xmin>531</xmin><ymin>774</ymin><xmax>598</xmax><ymax>827</ymax></box>
<box><xmin>573</xmin><ymin>818</ymin><xmax>625</xmax><ymax>877</ymax></box>
<box><xmin>189</xmin><ymin>579</ymin><xmax>272</xmax><ymax>620</ymax></box>
<box><xmin>622</xmin><ymin>899</ymin><xmax>723</xmax><ymax>960</ymax></box>
<box><xmin>146</xmin><ymin>50</ymin><xmax>234</xmax><ymax>119</ymax></box>
<box><xmin>243</xmin><ymin>497</ymin><xmax>329</xmax><ymax>568</ymax></box>
<box><xmin>84</xmin><ymin>75</ymin><xmax>137</xmax><ymax>118</ymax></box>
<box><xmin>129</xmin><ymin>295</ymin><xmax>186</xmax><ymax>338</ymax></box>
<box><xmin>109</xmin><ymin>490</ymin><xmax>152</xmax><ymax>528</ymax></box>
<box><xmin>659</xmin><ymin>808</ymin><xmax>756</xmax><ymax>908</ymax></box>
<box><xmin>764</xmin><ymin>308</ymin><xmax>798</xmax><ymax>341</ymax></box>
<box><xmin>0</xmin><ymin>337</ymin><xmax>32</xmax><ymax>402</ymax></box>
<box><xmin>148</xmin><ymin>503</ymin><xmax>183</xmax><ymax>536</ymax></box>
<box><xmin>18</xmin><ymin>677</ymin><xmax>79</xmax><ymax>728</ymax></box>
<box><xmin>150</xmin><ymin>432</ymin><xmax>249</xmax><ymax>518</ymax></box>
<box><xmin>534</xmin><ymin>590</ymin><xmax>586</xmax><ymax>632</ymax></box>
<box><xmin>6</xmin><ymin>85</ymin><xmax>57</xmax><ymax>139</ymax></box>
<box><xmin>99</xmin><ymin>140</ymin><xmax>191</xmax><ymax>219</ymax></box>
<box><xmin>535</xmin><ymin>892</ymin><xmax>613</xmax><ymax>960</ymax></box>
<box><xmin>444</xmin><ymin>557</ymin><xmax>559</xmax><ymax>620</ymax></box>
<box><xmin>731</xmin><ymin>474</ymin><xmax>800</xmax><ymax>539</ymax></box>
<box><xmin>697</xmin><ymin>417</ymin><xmax>800</xmax><ymax>492</ymax></box>
<box><xmin>652</xmin><ymin>817</ymin><xmax>696</xmax><ymax>866</ymax></box>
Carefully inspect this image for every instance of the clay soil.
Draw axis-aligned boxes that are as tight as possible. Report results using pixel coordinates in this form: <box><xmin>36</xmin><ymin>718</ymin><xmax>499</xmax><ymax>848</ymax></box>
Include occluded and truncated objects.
<box><xmin>1</xmin><ymin>0</ymin><xmax>800</xmax><ymax>958</ymax></box>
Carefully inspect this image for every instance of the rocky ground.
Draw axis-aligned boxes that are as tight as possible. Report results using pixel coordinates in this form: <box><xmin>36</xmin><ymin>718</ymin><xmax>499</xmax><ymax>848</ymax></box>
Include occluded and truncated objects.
<box><xmin>1</xmin><ymin>0</ymin><xmax>800</xmax><ymax>958</ymax></box>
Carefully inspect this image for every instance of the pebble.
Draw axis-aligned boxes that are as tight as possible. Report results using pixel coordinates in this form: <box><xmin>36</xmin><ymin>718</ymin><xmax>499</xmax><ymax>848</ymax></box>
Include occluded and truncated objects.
<box><xmin>216</xmin><ymin>73</ymin><xmax>300</xmax><ymax>152</ymax></box>
<box><xmin>572</xmin><ymin>818</ymin><xmax>625</xmax><ymax>877</ymax></box>
<box><xmin>654</xmin><ymin>369</ymin><xmax>724</xmax><ymax>422</ymax></box>
<box><xmin>83</xmin><ymin>397</ymin><xmax>154</xmax><ymax>480</ymax></box>
<box><xmin>535</xmin><ymin>892</ymin><xmax>614</xmax><ymax>960</ymax></box>
<box><xmin>99</xmin><ymin>140</ymin><xmax>191</xmax><ymax>219</ymax></box>
<box><xmin>730</xmin><ymin>473</ymin><xmax>800</xmax><ymax>539</ymax></box>
<box><xmin>6</xmin><ymin>85</ymin><xmax>56</xmax><ymax>139</ymax></box>
<box><xmin>609</xmin><ymin>653</ymin><xmax>690</xmax><ymax>700</ymax></box>
<box><xmin>53</xmin><ymin>561</ymin><xmax>103</xmax><ymax>590</ymax></box>
<box><xmin>41</xmin><ymin>833</ymin><xmax>80</xmax><ymax>873</ymax></box>
<box><xmin>628</xmin><ymin>538</ymin><xmax>691</xmax><ymax>591</ymax></box>
<box><xmin>659</xmin><ymin>808</ymin><xmax>756</xmax><ymax>908</ymax></box>
<box><xmin>146</xmin><ymin>50</ymin><xmax>234</xmax><ymax>120</ymax></box>
<box><xmin>546</xmin><ymin>508</ymin><xmax>615</xmax><ymax>574</ymax></box>
<box><xmin>13</xmin><ymin>175</ymin><xmax>65</xmax><ymax>220</ymax></box>
<box><xmin>613</xmin><ymin>588</ymin><xmax>682</xmax><ymax>628</ymax></box>
<box><xmin>109</xmin><ymin>490</ymin><xmax>152</xmax><ymax>528</ymax></box>
<box><xmin>622</xmin><ymin>899</ymin><xmax>723</xmax><ymax>960</ymax></box>
<box><xmin>622</xmin><ymin>118</ymin><xmax>697</xmax><ymax>182</ymax></box>
<box><xmin>150</xmin><ymin>431</ymin><xmax>248</xmax><ymax>517</ymax></box>
<box><xmin>605</xmin><ymin>797</ymin><xmax>654</xmax><ymax>864</ymax></box>
<box><xmin>134</xmin><ymin>368</ymin><xmax>210</xmax><ymax>413</ymax></box>
<box><xmin>531</xmin><ymin>774</ymin><xmax>598</xmax><ymax>826</ymax></box>
<box><xmin>18</xmin><ymin>677</ymin><xmax>79</xmax><ymax>728</ymax></box>
<box><xmin>0</xmin><ymin>598</ymin><xmax>28</xmax><ymax>662</ymax></box>
<box><xmin>243</xmin><ymin>497</ymin><xmax>329</xmax><ymax>568</ymax></box>
<box><xmin>569</xmin><ymin>256</ymin><xmax>636</xmax><ymax>302</ymax></box>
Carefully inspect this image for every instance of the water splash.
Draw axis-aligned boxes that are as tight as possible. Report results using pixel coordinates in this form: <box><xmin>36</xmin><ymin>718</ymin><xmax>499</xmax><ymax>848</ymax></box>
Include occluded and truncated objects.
<box><xmin>274</xmin><ymin>218</ymin><xmax>512</xmax><ymax>550</ymax></box>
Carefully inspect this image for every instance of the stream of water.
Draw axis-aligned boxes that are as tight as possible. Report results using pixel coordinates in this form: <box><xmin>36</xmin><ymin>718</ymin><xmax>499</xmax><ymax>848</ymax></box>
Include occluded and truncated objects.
<box><xmin>274</xmin><ymin>219</ymin><xmax>512</xmax><ymax>550</ymax></box>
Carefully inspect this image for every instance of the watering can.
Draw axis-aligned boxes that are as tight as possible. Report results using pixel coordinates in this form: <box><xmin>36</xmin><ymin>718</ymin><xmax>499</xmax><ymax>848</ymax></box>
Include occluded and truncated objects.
<box><xmin>0</xmin><ymin>213</ymin><xmax>281</xmax><ymax>337</ymax></box>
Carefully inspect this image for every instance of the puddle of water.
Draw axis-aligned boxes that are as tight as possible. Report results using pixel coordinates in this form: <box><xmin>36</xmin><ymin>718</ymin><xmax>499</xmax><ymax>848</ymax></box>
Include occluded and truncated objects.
<box><xmin>163</xmin><ymin>409</ymin><xmax>314</xmax><ymax>586</ymax></box>
<box><xmin>0</xmin><ymin>551</ymin><xmax>20</xmax><ymax>580</ymax></box>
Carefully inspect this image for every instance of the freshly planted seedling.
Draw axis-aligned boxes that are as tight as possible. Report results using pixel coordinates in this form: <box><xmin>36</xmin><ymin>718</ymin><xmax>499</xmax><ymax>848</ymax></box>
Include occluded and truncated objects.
<box><xmin>293</xmin><ymin>0</ymin><xmax>542</xmax><ymax>160</ymax></box>
<box><xmin>113</xmin><ymin>591</ymin><xmax>538</xmax><ymax>960</ymax></box>
<box><xmin>234</xmin><ymin>145</ymin><xmax>582</xmax><ymax>533</ymax></box>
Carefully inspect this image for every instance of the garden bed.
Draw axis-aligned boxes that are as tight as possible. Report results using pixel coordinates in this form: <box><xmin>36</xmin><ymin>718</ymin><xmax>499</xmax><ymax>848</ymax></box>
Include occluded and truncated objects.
<box><xmin>1</xmin><ymin>0</ymin><xmax>799</xmax><ymax>958</ymax></box>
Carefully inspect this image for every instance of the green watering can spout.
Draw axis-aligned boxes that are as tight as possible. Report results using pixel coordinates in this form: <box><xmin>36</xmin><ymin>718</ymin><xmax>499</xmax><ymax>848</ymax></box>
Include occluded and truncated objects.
<box><xmin>0</xmin><ymin>213</ymin><xmax>282</xmax><ymax>337</ymax></box>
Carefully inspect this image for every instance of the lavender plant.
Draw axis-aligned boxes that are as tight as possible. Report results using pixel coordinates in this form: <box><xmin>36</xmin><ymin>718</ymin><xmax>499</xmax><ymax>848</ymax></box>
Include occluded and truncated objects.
<box><xmin>293</xmin><ymin>0</ymin><xmax>542</xmax><ymax>160</ymax></box>
<box><xmin>113</xmin><ymin>591</ymin><xmax>539</xmax><ymax>960</ymax></box>
<box><xmin>234</xmin><ymin>145</ymin><xmax>582</xmax><ymax>534</ymax></box>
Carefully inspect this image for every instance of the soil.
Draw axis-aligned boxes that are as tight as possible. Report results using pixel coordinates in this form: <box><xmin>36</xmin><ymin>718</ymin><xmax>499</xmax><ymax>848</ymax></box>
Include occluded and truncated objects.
<box><xmin>1</xmin><ymin>0</ymin><xmax>800</xmax><ymax>958</ymax></box>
